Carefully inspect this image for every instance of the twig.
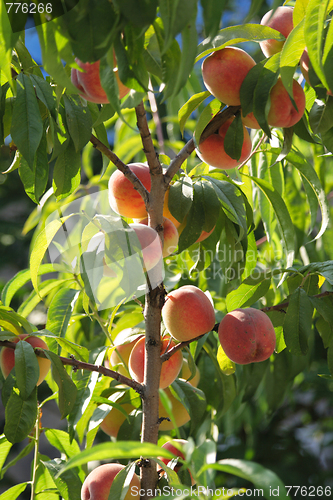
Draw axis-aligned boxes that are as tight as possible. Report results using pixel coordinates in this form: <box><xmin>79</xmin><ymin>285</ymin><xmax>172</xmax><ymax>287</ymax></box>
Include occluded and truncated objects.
<box><xmin>0</xmin><ymin>341</ymin><xmax>144</xmax><ymax>396</ymax></box>
<box><xmin>90</xmin><ymin>133</ymin><xmax>149</xmax><ymax>206</ymax></box>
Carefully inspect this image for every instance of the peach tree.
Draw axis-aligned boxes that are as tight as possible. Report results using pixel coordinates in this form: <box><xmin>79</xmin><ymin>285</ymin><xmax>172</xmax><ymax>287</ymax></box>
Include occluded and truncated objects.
<box><xmin>0</xmin><ymin>0</ymin><xmax>333</xmax><ymax>499</ymax></box>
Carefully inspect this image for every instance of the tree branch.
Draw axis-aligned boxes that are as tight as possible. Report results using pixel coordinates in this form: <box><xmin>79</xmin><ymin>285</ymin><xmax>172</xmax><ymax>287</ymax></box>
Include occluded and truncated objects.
<box><xmin>90</xmin><ymin>133</ymin><xmax>149</xmax><ymax>206</ymax></box>
<box><xmin>0</xmin><ymin>340</ymin><xmax>144</xmax><ymax>396</ymax></box>
<box><xmin>135</xmin><ymin>101</ymin><xmax>162</xmax><ymax>176</ymax></box>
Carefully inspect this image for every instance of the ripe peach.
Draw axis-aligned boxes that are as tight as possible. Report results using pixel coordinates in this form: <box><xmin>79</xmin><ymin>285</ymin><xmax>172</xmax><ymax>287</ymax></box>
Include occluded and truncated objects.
<box><xmin>162</xmin><ymin>285</ymin><xmax>215</xmax><ymax>343</ymax></box>
<box><xmin>108</xmin><ymin>163</ymin><xmax>151</xmax><ymax>219</ymax></box>
<box><xmin>138</xmin><ymin>217</ymin><xmax>179</xmax><ymax>258</ymax></box>
<box><xmin>163</xmin><ymin>189</ymin><xmax>182</xmax><ymax>228</ymax></box>
<box><xmin>0</xmin><ymin>334</ymin><xmax>51</xmax><ymax>386</ymax></box>
<box><xmin>100</xmin><ymin>403</ymin><xmax>134</xmax><ymax>438</ymax></box>
<box><xmin>109</xmin><ymin>332</ymin><xmax>143</xmax><ymax>377</ymax></box>
<box><xmin>81</xmin><ymin>463</ymin><xmax>140</xmax><ymax>500</ymax></box>
<box><xmin>158</xmin><ymin>388</ymin><xmax>190</xmax><ymax>431</ymax></box>
<box><xmin>196</xmin><ymin>117</ymin><xmax>252</xmax><ymax>169</ymax></box>
<box><xmin>128</xmin><ymin>336</ymin><xmax>183</xmax><ymax>389</ymax></box>
<box><xmin>267</xmin><ymin>77</ymin><xmax>306</xmax><ymax>128</ymax></box>
<box><xmin>259</xmin><ymin>6</ymin><xmax>294</xmax><ymax>58</ymax></box>
<box><xmin>202</xmin><ymin>47</ymin><xmax>256</xmax><ymax>106</ymax></box>
<box><xmin>218</xmin><ymin>307</ymin><xmax>276</xmax><ymax>364</ymax></box>
<box><xmin>179</xmin><ymin>358</ymin><xmax>200</xmax><ymax>387</ymax></box>
<box><xmin>129</xmin><ymin>223</ymin><xmax>162</xmax><ymax>272</ymax></box>
<box><xmin>72</xmin><ymin>58</ymin><xmax>129</xmax><ymax>104</ymax></box>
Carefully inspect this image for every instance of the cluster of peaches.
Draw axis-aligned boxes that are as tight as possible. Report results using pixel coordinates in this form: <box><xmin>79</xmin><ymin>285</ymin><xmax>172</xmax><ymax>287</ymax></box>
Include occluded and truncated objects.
<box><xmin>197</xmin><ymin>6</ymin><xmax>308</xmax><ymax>170</ymax></box>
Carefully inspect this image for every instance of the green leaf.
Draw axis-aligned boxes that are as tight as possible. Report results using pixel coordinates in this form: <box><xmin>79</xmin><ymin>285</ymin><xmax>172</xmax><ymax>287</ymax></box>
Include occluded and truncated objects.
<box><xmin>1</xmin><ymin>264</ymin><xmax>56</xmax><ymax>307</ymax></box>
<box><xmin>253</xmin><ymin>53</ymin><xmax>280</xmax><ymax>136</ymax></box>
<box><xmin>323</xmin><ymin>9</ymin><xmax>333</xmax><ymax>92</ymax></box>
<box><xmin>328</xmin><ymin>341</ymin><xmax>333</xmax><ymax>376</ymax></box>
<box><xmin>202</xmin><ymin>459</ymin><xmax>290</xmax><ymax>500</ymax></box>
<box><xmin>45</xmin><ymin>429</ymin><xmax>81</xmax><ymax>459</ymax></box>
<box><xmin>178</xmin><ymin>184</ymin><xmax>205</xmax><ymax>251</ymax></box>
<box><xmin>304</xmin><ymin>0</ymin><xmax>330</xmax><ymax>91</ymax></box>
<box><xmin>52</xmin><ymin>140</ymin><xmax>81</xmax><ymax>200</ymax></box>
<box><xmin>30</xmin><ymin>74</ymin><xmax>56</xmax><ymax>119</ymax></box>
<box><xmin>63</xmin><ymin>95</ymin><xmax>93</xmax><ymax>152</ymax></box>
<box><xmin>14</xmin><ymin>340</ymin><xmax>40</xmax><ymax>400</ymax></box>
<box><xmin>171</xmin><ymin>380</ymin><xmax>207</xmax><ymax>433</ymax></box>
<box><xmin>42</xmin><ymin>459</ymin><xmax>82</xmax><ymax>500</ymax></box>
<box><xmin>44</xmin><ymin>350</ymin><xmax>77</xmax><ymax>419</ymax></box>
<box><xmin>17</xmin><ymin>279</ymin><xmax>72</xmax><ymax>319</ymax></box>
<box><xmin>194</xmin><ymin>98</ymin><xmax>222</xmax><ymax>146</ymax></box>
<box><xmin>4</xmin><ymin>388</ymin><xmax>37</xmax><ymax>444</ymax></box>
<box><xmin>0</xmin><ymin>435</ymin><xmax>12</xmax><ymax>472</ymax></box>
<box><xmin>297</xmin><ymin>261</ymin><xmax>333</xmax><ymax>285</ymax></box>
<box><xmin>168</xmin><ymin>177</ymin><xmax>193</xmax><ymax>224</ymax></box>
<box><xmin>205</xmin><ymin>175</ymin><xmax>247</xmax><ymax>239</ymax></box>
<box><xmin>223</xmin><ymin>112</ymin><xmax>244</xmax><ymax>161</ymax></box>
<box><xmin>19</xmin><ymin>131</ymin><xmax>49</xmax><ymax>204</ymax></box>
<box><xmin>280</xmin><ymin>20</ymin><xmax>306</xmax><ymax>99</ymax></box>
<box><xmin>178</xmin><ymin>91</ymin><xmax>210</xmax><ymax>137</ymax></box>
<box><xmin>46</xmin><ymin>288</ymin><xmax>79</xmax><ymax>340</ymax></box>
<box><xmin>30</xmin><ymin>216</ymin><xmax>72</xmax><ymax>295</ymax></box>
<box><xmin>309</xmin><ymin>98</ymin><xmax>333</xmax><ymax>135</ymax></box>
<box><xmin>196</xmin><ymin>180</ymin><xmax>221</xmax><ymax>231</ymax></box>
<box><xmin>11</xmin><ymin>73</ymin><xmax>43</xmax><ymax>169</ymax></box>
<box><xmin>0</xmin><ymin>441</ymin><xmax>34</xmax><ymax>480</ymax></box>
<box><xmin>240</xmin><ymin>60</ymin><xmax>265</xmax><ymax>118</ymax></box>
<box><xmin>197</xmin><ymin>24</ymin><xmax>285</xmax><ymax>60</ymax></box>
<box><xmin>0</xmin><ymin>483</ymin><xmax>28</xmax><ymax>500</ymax></box>
<box><xmin>286</xmin><ymin>149</ymin><xmax>329</xmax><ymax>240</ymax></box>
<box><xmin>249</xmin><ymin>176</ymin><xmax>295</xmax><ymax>269</ymax></box>
<box><xmin>57</xmin><ymin>442</ymin><xmax>176</xmax><ymax>476</ymax></box>
<box><xmin>283</xmin><ymin>288</ymin><xmax>313</xmax><ymax>355</ymax></box>
<box><xmin>226</xmin><ymin>277</ymin><xmax>271</xmax><ymax>311</ymax></box>
<box><xmin>107</xmin><ymin>462</ymin><xmax>137</xmax><ymax>500</ymax></box>
<box><xmin>200</xmin><ymin>0</ymin><xmax>227</xmax><ymax>39</ymax></box>
<box><xmin>117</xmin><ymin>0</ymin><xmax>157</xmax><ymax>27</ymax></box>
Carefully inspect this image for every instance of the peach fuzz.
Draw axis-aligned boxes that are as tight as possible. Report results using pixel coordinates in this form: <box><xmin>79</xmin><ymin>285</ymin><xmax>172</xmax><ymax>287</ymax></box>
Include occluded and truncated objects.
<box><xmin>0</xmin><ymin>334</ymin><xmax>51</xmax><ymax>386</ymax></box>
<box><xmin>218</xmin><ymin>307</ymin><xmax>276</xmax><ymax>365</ymax></box>
<box><xmin>202</xmin><ymin>47</ymin><xmax>256</xmax><ymax>106</ymax></box>
<box><xmin>162</xmin><ymin>285</ymin><xmax>215</xmax><ymax>342</ymax></box>
<box><xmin>139</xmin><ymin>217</ymin><xmax>179</xmax><ymax>258</ymax></box>
<box><xmin>196</xmin><ymin>117</ymin><xmax>252</xmax><ymax>169</ymax></box>
<box><xmin>81</xmin><ymin>463</ymin><xmax>140</xmax><ymax>500</ymax></box>
<box><xmin>128</xmin><ymin>336</ymin><xmax>183</xmax><ymax>389</ymax></box>
<box><xmin>100</xmin><ymin>403</ymin><xmax>134</xmax><ymax>438</ymax></box>
<box><xmin>108</xmin><ymin>163</ymin><xmax>151</xmax><ymax>219</ymax></box>
<box><xmin>163</xmin><ymin>189</ymin><xmax>182</xmax><ymax>228</ymax></box>
<box><xmin>129</xmin><ymin>223</ymin><xmax>162</xmax><ymax>272</ymax></box>
<box><xmin>259</xmin><ymin>6</ymin><xmax>294</xmax><ymax>58</ymax></box>
<box><xmin>267</xmin><ymin>78</ymin><xmax>306</xmax><ymax>128</ymax></box>
<box><xmin>179</xmin><ymin>358</ymin><xmax>200</xmax><ymax>387</ymax></box>
<box><xmin>158</xmin><ymin>388</ymin><xmax>190</xmax><ymax>431</ymax></box>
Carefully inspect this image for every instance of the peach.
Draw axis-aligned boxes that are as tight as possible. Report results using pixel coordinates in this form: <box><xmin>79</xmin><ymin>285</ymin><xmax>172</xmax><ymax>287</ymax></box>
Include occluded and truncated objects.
<box><xmin>241</xmin><ymin>111</ymin><xmax>261</xmax><ymax>129</ymax></box>
<box><xmin>158</xmin><ymin>388</ymin><xmax>190</xmax><ymax>431</ymax></box>
<box><xmin>109</xmin><ymin>332</ymin><xmax>143</xmax><ymax>377</ymax></box>
<box><xmin>0</xmin><ymin>334</ymin><xmax>51</xmax><ymax>386</ymax></box>
<box><xmin>100</xmin><ymin>403</ymin><xmax>134</xmax><ymax>438</ymax></box>
<box><xmin>202</xmin><ymin>47</ymin><xmax>256</xmax><ymax>106</ymax></box>
<box><xmin>108</xmin><ymin>163</ymin><xmax>151</xmax><ymax>219</ymax></box>
<box><xmin>163</xmin><ymin>189</ymin><xmax>182</xmax><ymax>228</ymax></box>
<box><xmin>267</xmin><ymin>77</ymin><xmax>306</xmax><ymax>128</ymax></box>
<box><xmin>81</xmin><ymin>463</ymin><xmax>140</xmax><ymax>500</ymax></box>
<box><xmin>162</xmin><ymin>285</ymin><xmax>215</xmax><ymax>343</ymax></box>
<box><xmin>128</xmin><ymin>336</ymin><xmax>183</xmax><ymax>389</ymax></box>
<box><xmin>259</xmin><ymin>6</ymin><xmax>294</xmax><ymax>58</ymax></box>
<box><xmin>72</xmin><ymin>58</ymin><xmax>129</xmax><ymax>104</ymax></box>
<box><xmin>129</xmin><ymin>223</ymin><xmax>162</xmax><ymax>272</ymax></box>
<box><xmin>218</xmin><ymin>307</ymin><xmax>276</xmax><ymax>364</ymax></box>
<box><xmin>178</xmin><ymin>358</ymin><xmax>200</xmax><ymax>387</ymax></box>
<box><xmin>196</xmin><ymin>117</ymin><xmax>252</xmax><ymax>169</ymax></box>
<box><xmin>138</xmin><ymin>217</ymin><xmax>179</xmax><ymax>258</ymax></box>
